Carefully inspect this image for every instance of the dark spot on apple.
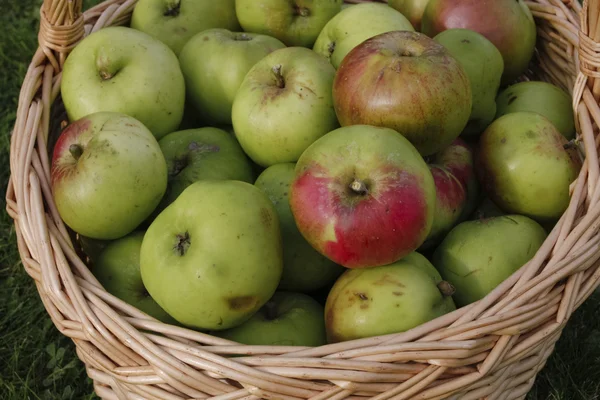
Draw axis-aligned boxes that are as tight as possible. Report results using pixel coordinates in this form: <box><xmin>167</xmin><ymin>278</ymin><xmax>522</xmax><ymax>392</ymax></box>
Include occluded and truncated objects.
<box><xmin>328</xmin><ymin>41</ymin><xmax>336</xmax><ymax>56</ymax></box>
<box><xmin>392</xmin><ymin>291</ymin><xmax>403</xmax><ymax>296</ymax></box>
<box><xmin>260</xmin><ymin>208</ymin><xmax>273</xmax><ymax>228</ymax></box>
<box><xmin>164</xmin><ymin>1</ymin><xmax>181</xmax><ymax>17</ymax></box>
<box><xmin>227</xmin><ymin>296</ymin><xmax>258</xmax><ymax>311</ymax></box>
<box><xmin>508</xmin><ymin>95</ymin><xmax>518</xmax><ymax>105</ymax></box>
<box><xmin>173</xmin><ymin>231</ymin><xmax>191</xmax><ymax>256</ymax></box>
<box><xmin>373</xmin><ymin>274</ymin><xmax>406</xmax><ymax>287</ymax></box>
<box><xmin>461</xmin><ymin>39</ymin><xmax>471</xmax><ymax>44</ymax></box>
<box><xmin>501</xmin><ymin>138</ymin><xmax>506</xmax><ymax>144</ymax></box>
<box><xmin>218</xmin><ymin>318</ymin><xmax>223</xmax><ymax>326</ymax></box>
<box><xmin>203</xmin><ymin>36</ymin><xmax>209</xmax><ymax>41</ymax></box>
<box><xmin>293</xmin><ymin>5</ymin><xmax>310</xmax><ymax>17</ymax></box>
<box><xmin>235</xmin><ymin>33</ymin><xmax>253</xmax><ymax>41</ymax></box>
<box><xmin>360</xmin><ymin>303</ymin><xmax>369</xmax><ymax>309</ymax></box>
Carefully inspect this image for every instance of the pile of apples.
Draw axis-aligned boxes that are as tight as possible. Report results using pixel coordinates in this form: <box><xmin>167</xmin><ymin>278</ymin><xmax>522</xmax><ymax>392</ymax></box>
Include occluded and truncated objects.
<box><xmin>51</xmin><ymin>0</ymin><xmax>583</xmax><ymax>346</ymax></box>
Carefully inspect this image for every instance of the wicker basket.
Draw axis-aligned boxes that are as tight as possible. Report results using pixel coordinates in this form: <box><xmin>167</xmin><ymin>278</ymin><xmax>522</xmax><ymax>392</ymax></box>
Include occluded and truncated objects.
<box><xmin>6</xmin><ymin>0</ymin><xmax>600</xmax><ymax>398</ymax></box>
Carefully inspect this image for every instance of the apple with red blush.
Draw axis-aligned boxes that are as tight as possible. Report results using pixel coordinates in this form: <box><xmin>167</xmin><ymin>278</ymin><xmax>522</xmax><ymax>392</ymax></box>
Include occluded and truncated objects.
<box><xmin>289</xmin><ymin>125</ymin><xmax>436</xmax><ymax>269</ymax></box>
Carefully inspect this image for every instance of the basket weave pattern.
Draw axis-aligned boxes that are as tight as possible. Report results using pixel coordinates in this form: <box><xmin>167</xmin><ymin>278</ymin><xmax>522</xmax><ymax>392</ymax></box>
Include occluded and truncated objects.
<box><xmin>6</xmin><ymin>0</ymin><xmax>600</xmax><ymax>398</ymax></box>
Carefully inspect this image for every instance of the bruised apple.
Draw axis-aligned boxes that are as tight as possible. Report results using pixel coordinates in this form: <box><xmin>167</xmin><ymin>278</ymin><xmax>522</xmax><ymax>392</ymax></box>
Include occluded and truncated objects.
<box><xmin>333</xmin><ymin>31</ymin><xmax>471</xmax><ymax>156</ymax></box>
<box><xmin>289</xmin><ymin>125</ymin><xmax>436</xmax><ymax>269</ymax></box>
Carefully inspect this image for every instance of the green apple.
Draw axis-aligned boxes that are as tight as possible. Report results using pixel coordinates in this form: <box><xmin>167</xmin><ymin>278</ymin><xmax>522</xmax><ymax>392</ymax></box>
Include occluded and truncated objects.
<box><xmin>131</xmin><ymin>0</ymin><xmax>240</xmax><ymax>56</ymax></box>
<box><xmin>235</xmin><ymin>0</ymin><xmax>343</xmax><ymax>47</ymax></box>
<box><xmin>156</xmin><ymin>127</ymin><xmax>254</xmax><ymax>213</ymax></box>
<box><xmin>140</xmin><ymin>180</ymin><xmax>283</xmax><ymax>330</ymax></box>
<box><xmin>92</xmin><ymin>231</ymin><xmax>177</xmax><ymax>324</ymax></box>
<box><xmin>495</xmin><ymin>81</ymin><xmax>576</xmax><ymax>140</ymax></box>
<box><xmin>232</xmin><ymin>47</ymin><xmax>338</xmax><ymax>167</ymax></box>
<box><xmin>216</xmin><ymin>292</ymin><xmax>326</xmax><ymax>346</ymax></box>
<box><xmin>313</xmin><ymin>3</ymin><xmax>414</xmax><ymax>69</ymax></box>
<box><xmin>51</xmin><ymin>112</ymin><xmax>167</xmax><ymax>240</ymax></box>
<box><xmin>434</xmin><ymin>29</ymin><xmax>504</xmax><ymax>137</ymax></box>
<box><xmin>325</xmin><ymin>252</ymin><xmax>456</xmax><ymax>343</ymax></box>
<box><xmin>476</xmin><ymin>112</ymin><xmax>582</xmax><ymax>222</ymax></box>
<box><xmin>179</xmin><ymin>29</ymin><xmax>286</xmax><ymax>126</ymax></box>
<box><xmin>432</xmin><ymin>215</ymin><xmax>547</xmax><ymax>306</ymax></box>
<box><xmin>255</xmin><ymin>163</ymin><xmax>344</xmax><ymax>292</ymax></box>
<box><xmin>389</xmin><ymin>0</ymin><xmax>431</xmax><ymax>31</ymax></box>
<box><xmin>61</xmin><ymin>27</ymin><xmax>185</xmax><ymax>140</ymax></box>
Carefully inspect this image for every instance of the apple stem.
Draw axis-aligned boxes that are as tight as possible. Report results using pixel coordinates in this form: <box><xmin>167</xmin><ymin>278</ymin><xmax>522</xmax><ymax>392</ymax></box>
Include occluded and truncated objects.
<box><xmin>69</xmin><ymin>144</ymin><xmax>83</xmax><ymax>161</ymax></box>
<box><xmin>272</xmin><ymin>64</ymin><xmax>285</xmax><ymax>89</ymax></box>
<box><xmin>99</xmin><ymin>70</ymin><xmax>114</xmax><ymax>80</ymax></box>
<box><xmin>263</xmin><ymin>300</ymin><xmax>278</xmax><ymax>320</ymax></box>
<box><xmin>164</xmin><ymin>0</ymin><xmax>181</xmax><ymax>17</ymax></box>
<box><xmin>294</xmin><ymin>6</ymin><xmax>310</xmax><ymax>17</ymax></box>
<box><xmin>174</xmin><ymin>231</ymin><xmax>191</xmax><ymax>256</ymax></box>
<box><xmin>437</xmin><ymin>281</ymin><xmax>456</xmax><ymax>297</ymax></box>
<box><xmin>350</xmin><ymin>179</ymin><xmax>369</xmax><ymax>195</ymax></box>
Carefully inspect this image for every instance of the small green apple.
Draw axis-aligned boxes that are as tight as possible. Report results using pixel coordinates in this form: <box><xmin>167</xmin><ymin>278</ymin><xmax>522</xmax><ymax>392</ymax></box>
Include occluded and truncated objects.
<box><xmin>92</xmin><ymin>231</ymin><xmax>177</xmax><ymax>324</ymax></box>
<box><xmin>61</xmin><ymin>27</ymin><xmax>185</xmax><ymax>140</ymax></box>
<box><xmin>51</xmin><ymin>112</ymin><xmax>167</xmax><ymax>240</ymax></box>
<box><xmin>131</xmin><ymin>0</ymin><xmax>240</xmax><ymax>56</ymax></box>
<box><xmin>235</xmin><ymin>0</ymin><xmax>343</xmax><ymax>47</ymax></box>
<box><xmin>179</xmin><ymin>29</ymin><xmax>286</xmax><ymax>126</ymax></box>
<box><xmin>232</xmin><ymin>47</ymin><xmax>338</xmax><ymax>167</ymax></box>
<box><xmin>325</xmin><ymin>252</ymin><xmax>456</xmax><ymax>343</ymax></box>
<box><xmin>140</xmin><ymin>180</ymin><xmax>283</xmax><ymax>330</ymax></box>
<box><xmin>313</xmin><ymin>2</ymin><xmax>414</xmax><ymax>69</ymax></box>
<box><xmin>216</xmin><ymin>292</ymin><xmax>326</xmax><ymax>346</ymax></box>
<box><xmin>432</xmin><ymin>215</ymin><xmax>547</xmax><ymax>306</ymax></box>
<box><xmin>476</xmin><ymin>112</ymin><xmax>582</xmax><ymax>222</ymax></box>
<box><xmin>495</xmin><ymin>81</ymin><xmax>575</xmax><ymax>140</ymax></box>
<box><xmin>255</xmin><ymin>163</ymin><xmax>344</xmax><ymax>292</ymax></box>
<box><xmin>434</xmin><ymin>29</ymin><xmax>504</xmax><ymax>137</ymax></box>
<box><xmin>157</xmin><ymin>127</ymin><xmax>254</xmax><ymax>213</ymax></box>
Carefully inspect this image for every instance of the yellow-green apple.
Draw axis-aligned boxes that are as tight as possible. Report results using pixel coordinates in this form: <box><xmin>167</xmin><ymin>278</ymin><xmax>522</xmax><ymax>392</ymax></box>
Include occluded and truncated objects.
<box><xmin>421</xmin><ymin>0</ymin><xmax>536</xmax><ymax>85</ymax></box>
<box><xmin>421</xmin><ymin>138</ymin><xmax>478</xmax><ymax>249</ymax></box>
<box><xmin>289</xmin><ymin>125</ymin><xmax>436</xmax><ymax>269</ymax></box>
<box><xmin>60</xmin><ymin>27</ymin><xmax>185</xmax><ymax>140</ymax></box>
<box><xmin>156</xmin><ymin>127</ymin><xmax>254</xmax><ymax>214</ymax></box>
<box><xmin>313</xmin><ymin>3</ymin><xmax>414</xmax><ymax>69</ymax></box>
<box><xmin>496</xmin><ymin>81</ymin><xmax>575</xmax><ymax>140</ymax></box>
<box><xmin>51</xmin><ymin>112</ymin><xmax>167</xmax><ymax>240</ymax></box>
<box><xmin>388</xmin><ymin>0</ymin><xmax>431</xmax><ymax>31</ymax></box>
<box><xmin>179</xmin><ymin>29</ymin><xmax>285</xmax><ymax>126</ymax></box>
<box><xmin>325</xmin><ymin>252</ymin><xmax>456</xmax><ymax>343</ymax></box>
<box><xmin>476</xmin><ymin>112</ymin><xmax>582</xmax><ymax>222</ymax></box>
<box><xmin>232</xmin><ymin>47</ymin><xmax>338</xmax><ymax>167</ymax></box>
<box><xmin>92</xmin><ymin>231</ymin><xmax>177</xmax><ymax>324</ymax></box>
<box><xmin>131</xmin><ymin>0</ymin><xmax>240</xmax><ymax>56</ymax></box>
<box><xmin>235</xmin><ymin>0</ymin><xmax>343</xmax><ymax>47</ymax></box>
<box><xmin>216</xmin><ymin>292</ymin><xmax>326</xmax><ymax>346</ymax></box>
<box><xmin>140</xmin><ymin>180</ymin><xmax>283</xmax><ymax>330</ymax></box>
<box><xmin>434</xmin><ymin>29</ymin><xmax>504</xmax><ymax>137</ymax></box>
<box><xmin>432</xmin><ymin>215</ymin><xmax>547</xmax><ymax>306</ymax></box>
<box><xmin>332</xmin><ymin>31</ymin><xmax>471</xmax><ymax>156</ymax></box>
<box><xmin>255</xmin><ymin>163</ymin><xmax>344</xmax><ymax>292</ymax></box>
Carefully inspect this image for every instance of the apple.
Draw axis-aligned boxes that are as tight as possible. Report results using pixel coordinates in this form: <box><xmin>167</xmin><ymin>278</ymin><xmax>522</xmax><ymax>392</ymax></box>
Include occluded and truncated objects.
<box><xmin>313</xmin><ymin>3</ymin><xmax>414</xmax><ymax>69</ymax></box>
<box><xmin>51</xmin><ymin>112</ymin><xmax>167</xmax><ymax>240</ymax></box>
<box><xmin>178</xmin><ymin>29</ymin><xmax>285</xmax><ymax>126</ymax></box>
<box><xmin>433</xmin><ymin>29</ymin><xmax>504</xmax><ymax>137</ymax></box>
<box><xmin>140</xmin><ymin>180</ymin><xmax>283</xmax><ymax>330</ymax></box>
<box><xmin>421</xmin><ymin>138</ymin><xmax>478</xmax><ymax>249</ymax></box>
<box><xmin>388</xmin><ymin>0</ymin><xmax>431</xmax><ymax>31</ymax></box>
<box><xmin>131</xmin><ymin>0</ymin><xmax>240</xmax><ymax>56</ymax></box>
<box><xmin>476</xmin><ymin>112</ymin><xmax>582</xmax><ymax>222</ymax></box>
<box><xmin>92</xmin><ymin>231</ymin><xmax>177</xmax><ymax>324</ymax></box>
<box><xmin>232</xmin><ymin>47</ymin><xmax>339</xmax><ymax>167</ymax></box>
<box><xmin>235</xmin><ymin>0</ymin><xmax>343</xmax><ymax>48</ymax></box>
<box><xmin>421</xmin><ymin>0</ymin><xmax>537</xmax><ymax>85</ymax></box>
<box><xmin>255</xmin><ymin>163</ymin><xmax>344</xmax><ymax>292</ymax></box>
<box><xmin>156</xmin><ymin>127</ymin><xmax>254</xmax><ymax>214</ymax></box>
<box><xmin>61</xmin><ymin>26</ymin><xmax>185</xmax><ymax>140</ymax></box>
<box><xmin>332</xmin><ymin>30</ymin><xmax>472</xmax><ymax>156</ymax></box>
<box><xmin>289</xmin><ymin>125</ymin><xmax>436</xmax><ymax>269</ymax></box>
<box><xmin>432</xmin><ymin>215</ymin><xmax>547</xmax><ymax>306</ymax></box>
<box><xmin>325</xmin><ymin>252</ymin><xmax>456</xmax><ymax>343</ymax></box>
<box><xmin>495</xmin><ymin>81</ymin><xmax>576</xmax><ymax>140</ymax></box>
<box><xmin>216</xmin><ymin>292</ymin><xmax>326</xmax><ymax>346</ymax></box>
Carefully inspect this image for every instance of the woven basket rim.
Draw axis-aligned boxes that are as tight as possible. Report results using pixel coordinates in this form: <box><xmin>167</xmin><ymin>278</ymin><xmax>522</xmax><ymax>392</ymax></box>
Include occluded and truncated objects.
<box><xmin>6</xmin><ymin>0</ymin><xmax>600</xmax><ymax>399</ymax></box>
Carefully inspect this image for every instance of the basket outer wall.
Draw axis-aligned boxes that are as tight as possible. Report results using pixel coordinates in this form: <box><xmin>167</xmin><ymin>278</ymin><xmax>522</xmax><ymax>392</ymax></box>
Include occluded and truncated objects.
<box><xmin>6</xmin><ymin>0</ymin><xmax>600</xmax><ymax>399</ymax></box>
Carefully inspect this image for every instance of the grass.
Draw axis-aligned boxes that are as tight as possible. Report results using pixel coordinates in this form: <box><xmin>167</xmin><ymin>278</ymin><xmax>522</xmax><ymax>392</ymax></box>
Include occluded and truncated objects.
<box><xmin>0</xmin><ymin>1</ymin><xmax>599</xmax><ymax>399</ymax></box>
